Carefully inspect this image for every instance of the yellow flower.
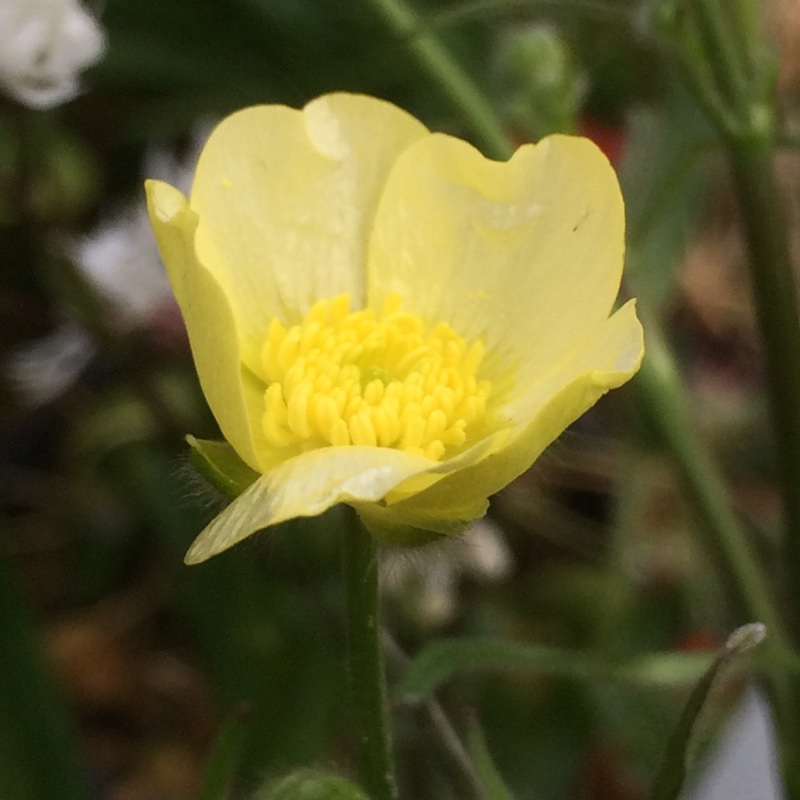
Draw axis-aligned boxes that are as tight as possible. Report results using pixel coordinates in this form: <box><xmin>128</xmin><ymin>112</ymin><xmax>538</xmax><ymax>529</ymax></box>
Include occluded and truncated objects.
<box><xmin>146</xmin><ymin>92</ymin><xmax>644</xmax><ymax>564</ymax></box>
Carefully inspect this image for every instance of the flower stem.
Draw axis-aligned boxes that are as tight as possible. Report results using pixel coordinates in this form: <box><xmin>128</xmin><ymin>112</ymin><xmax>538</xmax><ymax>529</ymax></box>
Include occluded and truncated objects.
<box><xmin>673</xmin><ymin>0</ymin><xmax>800</xmax><ymax>639</ymax></box>
<box><xmin>725</xmin><ymin>134</ymin><xmax>800</xmax><ymax>638</ymax></box>
<box><xmin>369</xmin><ymin>0</ymin><xmax>786</xmax><ymax>650</ymax></box>
<box><xmin>721</xmin><ymin>134</ymin><xmax>800</xmax><ymax>796</ymax></box>
<box><xmin>362</xmin><ymin>0</ymin><xmax>511</xmax><ymax>160</ymax></box>
<box><xmin>637</xmin><ymin>320</ymin><xmax>800</xmax><ymax>798</ymax></box>
<box><xmin>636</xmin><ymin>322</ymin><xmax>790</xmax><ymax>650</ymax></box>
<box><xmin>341</xmin><ymin>509</ymin><xmax>397</xmax><ymax>800</ymax></box>
<box><xmin>667</xmin><ymin>2</ymin><xmax>800</xmax><ymax>794</ymax></box>
<box><xmin>384</xmin><ymin>632</ymin><xmax>491</xmax><ymax>800</ymax></box>
<box><xmin>690</xmin><ymin>0</ymin><xmax>751</xmax><ymax>120</ymax></box>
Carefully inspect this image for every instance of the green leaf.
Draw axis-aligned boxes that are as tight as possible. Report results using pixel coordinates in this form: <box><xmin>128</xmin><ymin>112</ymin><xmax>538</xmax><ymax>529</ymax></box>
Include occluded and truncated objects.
<box><xmin>399</xmin><ymin>637</ymin><xmax>713</xmax><ymax>703</ymax></box>
<box><xmin>648</xmin><ymin>623</ymin><xmax>766</xmax><ymax>800</ymax></box>
<box><xmin>198</xmin><ymin>703</ymin><xmax>251</xmax><ymax>800</ymax></box>
<box><xmin>255</xmin><ymin>770</ymin><xmax>370</xmax><ymax>800</ymax></box>
<box><xmin>187</xmin><ymin>436</ymin><xmax>259</xmax><ymax>499</ymax></box>
<box><xmin>467</xmin><ymin>720</ymin><xmax>516</xmax><ymax>800</ymax></box>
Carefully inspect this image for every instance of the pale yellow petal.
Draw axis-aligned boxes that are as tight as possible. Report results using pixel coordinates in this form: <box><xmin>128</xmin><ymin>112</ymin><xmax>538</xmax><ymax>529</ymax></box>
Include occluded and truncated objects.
<box><xmin>381</xmin><ymin>301</ymin><xmax>643</xmax><ymax>524</ymax></box>
<box><xmin>367</xmin><ymin>133</ymin><xmax>625</xmax><ymax>386</ymax></box>
<box><xmin>189</xmin><ymin>93</ymin><xmax>429</xmax><ymax>373</ymax></box>
<box><xmin>184</xmin><ymin>446</ymin><xmax>435</xmax><ymax>563</ymax></box>
<box><xmin>146</xmin><ymin>179</ymin><xmax>264</xmax><ymax>471</ymax></box>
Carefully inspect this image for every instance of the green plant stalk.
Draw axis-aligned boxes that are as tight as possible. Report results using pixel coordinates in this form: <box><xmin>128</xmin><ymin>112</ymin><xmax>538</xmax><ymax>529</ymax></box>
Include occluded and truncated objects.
<box><xmin>359</xmin><ymin>0</ymin><xmax>800</xmax><ymax>787</ymax></box>
<box><xmin>690</xmin><ymin>0</ymin><xmax>751</xmax><ymax>119</ymax></box>
<box><xmin>725</xmin><ymin>135</ymin><xmax>800</xmax><ymax>633</ymax></box>
<box><xmin>363</xmin><ymin>0</ymin><xmax>510</xmax><ymax>161</ymax></box>
<box><xmin>384</xmin><ymin>633</ymin><xmax>490</xmax><ymax>800</ymax></box>
<box><xmin>636</xmin><ymin>326</ymin><xmax>789</xmax><ymax>648</ymax></box>
<box><xmin>637</xmin><ymin>324</ymin><xmax>800</xmax><ymax>797</ymax></box>
<box><xmin>681</xmin><ymin>0</ymin><xmax>800</xmax><ymax>644</ymax></box>
<box><xmin>724</xmin><ymin>133</ymin><xmax>800</xmax><ymax>796</ymax></box>
<box><xmin>669</xmin><ymin>1</ymin><xmax>800</xmax><ymax>793</ymax></box>
<box><xmin>369</xmin><ymin>0</ymin><xmax>788</xmax><ymax>657</ymax></box>
<box><xmin>342</xmin><ymin>512</ymin><xmax>397</xmax><ymax>800</ymax></box>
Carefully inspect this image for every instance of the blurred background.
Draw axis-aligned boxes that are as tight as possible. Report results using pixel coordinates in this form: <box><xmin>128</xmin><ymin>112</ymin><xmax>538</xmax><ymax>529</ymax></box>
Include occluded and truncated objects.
<box><xmin>0</xmin><ymin>0</ymin><xmax>793</xmax><ymax>798</ymax></box>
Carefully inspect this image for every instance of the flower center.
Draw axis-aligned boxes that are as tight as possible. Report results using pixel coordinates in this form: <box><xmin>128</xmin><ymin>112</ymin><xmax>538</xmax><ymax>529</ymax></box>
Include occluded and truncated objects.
<box><xmin>260</xmin><ymin>293</ymin><xmax>491</xmax><ymax>461</ymax></box>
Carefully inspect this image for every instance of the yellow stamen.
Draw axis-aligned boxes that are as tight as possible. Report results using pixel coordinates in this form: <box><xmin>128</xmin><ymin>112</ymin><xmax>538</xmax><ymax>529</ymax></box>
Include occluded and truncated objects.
<box><xmin>260</xmin><ymin>293</ymin><xmax>491</xmax><ymax>461</ymax></box>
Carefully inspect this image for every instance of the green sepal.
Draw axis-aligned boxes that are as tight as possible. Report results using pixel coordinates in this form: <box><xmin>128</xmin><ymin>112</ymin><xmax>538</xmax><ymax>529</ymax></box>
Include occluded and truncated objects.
<box><xmin>355</xmin><ymin>502</ymin><xmax>454</xmax><ymax>548</ymax></box>
<box><xmin>187</xmin><ymin>435</ymin><xmax>259</xmax><ymax>499</ymax></box>
<box><xmin>255</xmin><ymin>769</ymin><xmax>370</xmax><ymax>800</ymax></box>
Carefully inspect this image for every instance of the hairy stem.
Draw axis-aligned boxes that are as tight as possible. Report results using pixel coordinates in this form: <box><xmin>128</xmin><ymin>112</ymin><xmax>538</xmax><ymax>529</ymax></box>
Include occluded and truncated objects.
<box><xmin>342</xmin><ymin>511</ymin><xmax>397</xmax><ymax>800</ymax></box>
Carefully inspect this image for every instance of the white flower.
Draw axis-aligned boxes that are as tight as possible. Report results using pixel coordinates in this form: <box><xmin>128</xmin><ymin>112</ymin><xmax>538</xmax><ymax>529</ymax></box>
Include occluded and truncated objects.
<box><xmin>0</xmin><ymin>0</ymin><xmax>105</xmax><ymax>109</ymax></box>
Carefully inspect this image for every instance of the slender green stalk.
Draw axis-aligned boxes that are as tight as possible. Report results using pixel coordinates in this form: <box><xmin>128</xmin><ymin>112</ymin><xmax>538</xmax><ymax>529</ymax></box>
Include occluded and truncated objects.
<box><xmin>358</xmin><ymin>1</ymin><xmax>800</xmax><ymax>789</ymax></box>
<box><xmin>367</xmin><ymin>0</ymin><xmax>788</xmax><ymax>656</ymax></box>
<box><xmin>676</xmin><ymin>0</ymin><xmax>800</xmax><ymax>635</ymax></box>
<box><xmin>671</xmin><ymin>35</ymin><xmax>738</xmax><ymax>137</ymax></box>
<box><xmin>638</xmin><ymin>323</ymin><xmax>800</xmax><ymax>798</ymax></box>
<box><xmin>384</xmin><ymin>633</ymin><xmax>490</xmax><ymax>800</ymax></box>
<box><xmin>636</xmin><ymin>324</ymin><xmax>790</xmax><ymax>652</ymax></box>
<box><xmin>723</xmin><ymin>133</ymin><xmax>800</xmax><ymax>800</ymax></box>
<box><xmin>667</xmin><ymin>2</ymin><xmax>800</xmax><ymax>794</ymax></box>
<box><xmin>725</xmin><ymin>136</ymin><xmax>800</xmax><ymax>638</ymax></box>
<box><xmin>341</xmin><ymin>511</ymin><xmax>397</xmax><ymax>800</ymax></box>
<box><xmin>363</xmin><ymin>0</ymin><xmax>511</xmax><ymax>160</ymax></box>
<box><xmin>690</xmin><ymin>0</ymin><xmax>751</xmax><ymax>118</ymax></box>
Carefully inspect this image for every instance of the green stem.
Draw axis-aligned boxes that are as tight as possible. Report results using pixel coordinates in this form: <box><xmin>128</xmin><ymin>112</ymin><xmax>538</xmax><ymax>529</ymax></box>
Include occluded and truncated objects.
<box><xmin>341</xmin><ymin>511</ymin><xmax>397</xmax><ymax>800</ymax></box>
<box><xmin>369</xmin><ymin>0</ymin><xmax>788</xmax><ymax>654</ymax></box>
<box><xmin>363</xmin><ymin>0</ymin><xmax>511</xmax><ymax>160</ymax></box>
<box><xmin>356</xmin><ymin>2</ymin><xmax>800</xmax><ymax>788</ymax></box>
<box><xmin>636</xmin><ymin>324</ymin><xmax>790</xmax><ymax>649</ymax></box>
<box><xmin>672</xmin><ymin>34</ymin><xmax>738</xmax><ymax>137</ymax></box>
<box><xmin>690</xmin><ymin>0</ymin><xmax>751</xmax><ymax>117</ymax></box>
<box><xmin>669</xmin><ymin>2</ymin><xmax>800</xmax><ymax>794</ymax></box>
<box><xmin>721</xmin><ymin>141</ymin><xmax>800</xmax><ymax>800</ymax></box>
<box><xmin>384</xmin><ymin>633</ymin><xmax>490</xmax><ymax>800</ymax></box>
<box><xmin>724</xmin><ymin>135</ymin><xmax>800</xmax><ymax>644</ymax></box>
<box><xmin>637</xmin><ymin>323</ymin><xmax>800</xmax><ymax>798</ymax></box>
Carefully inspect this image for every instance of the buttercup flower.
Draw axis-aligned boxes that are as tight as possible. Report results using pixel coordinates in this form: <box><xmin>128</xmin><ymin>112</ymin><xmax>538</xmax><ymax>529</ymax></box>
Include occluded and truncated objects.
<box><xmin>146</xmin><ymin>93</ymin><xmax>644</xmax><ymax>564</ymax></box>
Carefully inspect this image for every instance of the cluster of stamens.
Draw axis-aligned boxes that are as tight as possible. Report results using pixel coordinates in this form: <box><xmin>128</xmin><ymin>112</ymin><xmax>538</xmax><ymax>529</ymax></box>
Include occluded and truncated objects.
<box><xmin>260</xmin><ymin>293</ymin><xmax>491</xmax><ymax>461</ymax></box>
